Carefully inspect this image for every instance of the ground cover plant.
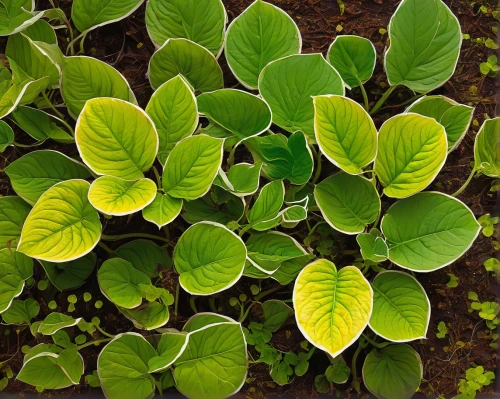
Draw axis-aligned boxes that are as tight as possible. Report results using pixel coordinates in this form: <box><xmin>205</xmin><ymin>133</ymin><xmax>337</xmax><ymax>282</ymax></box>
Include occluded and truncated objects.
<box><xmin>0</xmin><ymin>0</ymin><xmax>498</xmax><ymax>398</ymax></box>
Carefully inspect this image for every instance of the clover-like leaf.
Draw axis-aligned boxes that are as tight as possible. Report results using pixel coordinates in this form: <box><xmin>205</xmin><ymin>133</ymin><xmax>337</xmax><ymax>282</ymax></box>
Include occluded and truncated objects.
<box><xmin>17</xmin><ymin>179</ymin><xmax>102</xmax><ymax>262</ymax></box>
<box><xmin>162</xmin><ymin>135</ymin><xmax>223</xmax><ymax>200</ymax></box>
<box><xmin>369</xmin><ymin>271</ymin><xmax>430</xmax><ymax>342</ymax></box>
<box><xmin>363</xmin><ymin>344</ymin><xmax>422</xmax><ymax>399</ymax></box>
<box><xmin>76</xmin><ymin>98</ymin><xmax>158</xmax><ymax>180</ymax></box>
<box><xmin>327</xmin><ymin>35</ymin><xmax>376</xmax><ymax>89</ymax></box>
<box><xmin>315</xmin><ymin>173</ymin><xmax>380</xmax><ymax>234</ymax></box>
<box><xmin>314</xmin><ymin>95</ymin><xmax>377</xmax><ymax>174</ymax></box>
<box><xmin>174</xmin><ymin>222</ymin><xmax>246</xmax><ymax>295</ymax></box>
<box><xmin>0</xmin><ymin>249</ymin><xmax>33</xmax><ymax>313</ymax></box>
<box><xmin>149</xmin><ymin>38</ymin><xmax>223</xmax><ymax>91</ymax></box>
<box><xmin>474</xmin><ymin>117</ymin><xmax>500</xmax><ymax>177</ymax></box>
<box><xmin>293</xmin><ymin>259</ymin><xmax>372</xmax><ymax>358</ymax></box>
<box><xmin>0</xmin><ymin>120</ymin><xmax>14</xmax><ymax>151</ymax></box>
<box><xmin>259</xmin><ymin>54</ymin><xmax>344</xmax><ymax>139</ymax></box>
<box><xmin>146</xmin><ymin>0</ymin><xmax>226</xmax><ymax>55</ymax></box>
<box><xmin>374</xmin><ymin>113</ymin><xmax>447</xmax><ymax>198</ymax></box>
<box><xmin>5</xmin><ymin>150</ymin><xmax>91</xmax><ymax>205</ymax></box>
<box><xmin>142</xmin><ymin>193</ymin><xmax>183</xmax><ymax>229</ymax></box>
<box><xmin>0</xmin><ymin>196</ymin><xmax>31</xmax><ymax>250</ymax></box>
<box><xmin>381</xmin><ymin>192</ymin><xmax>481</xmax><ymax>271</ymax></box>
<box><xmin>385</xmin><ymin>0</ymin><xmax>461</xmax><ymax>92</ymax></box>
<box><xmin>40</xmin><ymin>252</ymin><xmax>96</xmax><ymax>292</ymax></box>
<box><xmin>225</xmin><ymin>0</ymin><xmax>301</xmax><ymax>89</ymax></box>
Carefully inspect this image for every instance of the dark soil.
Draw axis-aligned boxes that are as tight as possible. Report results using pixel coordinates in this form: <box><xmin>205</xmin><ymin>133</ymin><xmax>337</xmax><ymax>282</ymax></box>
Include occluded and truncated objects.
<box><xmin>0</xmin><ymin>0</ymin><xmax>499</xmax><ymax>398</ymax></box>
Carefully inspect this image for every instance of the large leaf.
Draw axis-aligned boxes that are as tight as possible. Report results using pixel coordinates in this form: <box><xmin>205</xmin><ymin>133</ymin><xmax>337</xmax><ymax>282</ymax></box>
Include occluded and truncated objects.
<box><xmin>225</xmin><ymin>0</ymin><xmax>301</xmax><ymax>89</ymax></box>
<box><xmin>369</xmin><ymin>271</ymin><xmax>430</xmax><ymax>342</ymax></box>
<box><xmin>62</xmin><ymin>56</ymin><xmax>137</xmax><ymax>119</ymax></box>
<box><xmin>0</xmin><ymin>196</ymin><xmax>31</xmax><ymax>250</ymax></box>
<box><xmin>293</xmin><ymin>259</ymin><xmax>372</xmax><ymax>358</ymax></box>
<box><xmin>197</xmin><ymin>89</ymin><xmax>272</xmax><ymax>140</ymax></box>
<box><xmin>71</xmin><ymin>0</ymin><xmax>144</xmax><ymax>32</ymax></box>
<box><xmin>0</xmin><ymin>120</ymin><xmax>14</xmax><ymax>151</ymax></box>
<box><xmin>145</xmin><ymin>0</ymin><xmax>226</xmax><ymax>55</ymax></box>
<box><xmin>17</xmin><ymin>179</ymin><xmax>102</xmax><ymax>262</ymax></box>
<box><xmin>142</xmin><ymin>193</ymin><xmax>182</xmax><ymax>228</ymax></box>
<box><xmin>5</xmin><ymin>150</ymin><xmax>91</xmax><ymax>205</ymax></box>
<box><xmin>0</xmin><ymin>249</ymin><xmax>33</xmax><ymax>313</ymax></box>
<box><xmin>363</xmin><ymin>344</ymin><xmax>422</xmax><ymax>399</ymax></box>
<box><xmin>162</xmin><ymin>135</ymin><xmax>223</xmax><ymax>200</ymax></box>
<box><xmin>314</xmin><ymin>95</ymin><xmax>377</xmax><ymax>174</ymax></box>
<box><xmin>98</xmin><ymin>333</ymin><xmax>157</xmax><ymax>399</ymax></box>
<box><xmin>89</xmin><ymin>176</ymin><xmax>157</xmax><ymax>216</ymax></box>
<box><xmin>474</xmin><ymin>117</ymin><xmax>500</xmax><ymax>178</ymax></box>
<box><xmin>115</xmin><ymin>239</ymin><xmax>171</xmax><ymax>277</ymax></box>
<box><xmin>75</xmin><ymin>98</ymin><xmax>158</xmax><ymax>179</ymax></box>
<box><xmin>406</xmin><ymin>95</ymin><xmax>473</xmax><ymax>151</ymax></box>
<box><xmin>98</xmin><ymin>258</ymin><xmax>150</xmax><ymax>309</ymax></box>
<box><xmin>149</xmin><ymin>38</ymin><xmax>223</xmax><ymax>91</ymax></box>
<box><xmin>173</xmin><ymin>321</ymin><xmax>247</xmax><ymax>399</ymax></box>
<box><xmin>381</xmin><ymin>192</ymin><xmax>480</xmax><ymax>271</ymax></box>
<box><xmin>173</xmin><ymin>222</ymin><xmax>246</xmax><ymax>295</ymax></box>
<box><xmin>259</xmin><ymin>54</ymin><xmax>344</xmax><ymax>139</ymax></box>
<box><xmin>315</xmin><ymin>173</ymin><xmax>380</xmax><ymax>234</ymax></box>
<box><xmin>327</xmin><ymin>35</ymin><xmax>376</xmax><ymax>89</ymax></box>
<box><xmin>374</xmin><ymin>113</ymin><xmax>447</xmax><ymax>198</ymax></box>
<box><xmin>40</xmin><ymin>252</ymin><xmax>96</xmax><ymax>291</ymax></box>
<box><xmin>384</xmin><ymin>0</ymin><xmax>461</xmax><ymax>92</ymax></box>
<box><xmin>145</xmin><ymin>75</ymin><xmax>198</xmax><ymax>164</ymax></box>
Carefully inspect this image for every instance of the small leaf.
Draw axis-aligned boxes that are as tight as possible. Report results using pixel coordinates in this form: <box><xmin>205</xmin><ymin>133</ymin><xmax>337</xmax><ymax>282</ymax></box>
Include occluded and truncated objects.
<box><xmin>38</xmin><ymin>312</ymin><xmax>82</xmax><ymax>335</ymax></box>
<box><xmin>0</xmin><ymin>120</ymin><xmax>14</xmax><ymax>152</ymax></box>
<box><xmin>142</xmin><ymin>193</ymin><xmax>183</xmax><ymax>229</ymax></box>
<box><xmin>248</xmin><ymin>180</ymin><xmax>284</xmax><ymax>225</ymax></box>
<box><xmin>148</xmin><ymin>332</ymin><xmax>188</xmax><ymax>373</ymax></box>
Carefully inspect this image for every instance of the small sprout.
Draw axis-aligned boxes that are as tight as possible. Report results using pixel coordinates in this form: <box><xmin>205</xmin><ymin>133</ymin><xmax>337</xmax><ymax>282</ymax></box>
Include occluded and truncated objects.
<box><xmin>25</xmin><ymin>277</ymin><xmax>35</xmax><ymax>287</ymax></box>
<box><xmin>436</xmin><ymin>321</ymin><xmax>448</xmax><ymax>338</ymax></box>
<box><xmin>75</xmin><ymin>334</ymin><xmax>87</xmax><ymax>345</ymax></box>
<box><xmin>229</xmin><ymin>297</ymin><xmax>238</xmax><ymax>307</ymax></box>
<box><xmin>335</xmin><ymin>24</ymin><xmax>343</xmax><ymax>32</ymax></box>
<box><xmin>37</xmin><ymin>280</ymin><xmax>48</xmax><ymax>291</ymax></box>
<box><xmin>238</xmin><ymin>294</ymin><xmax>247</xmax><ymax>302</ymax></box>
<box><xmin>5</xmin><ymin>367</ymin><xmax>13</xmax><ymax>379</ymax></box>
<box><xmin>484</xmin><ymin>258</ymin><xmax>500</xmax><ymax>273</ymax></box>
<box><xmin>462</xmin><ymin>33</ymin><xmax>470</xmax><ymax>40</ymax></box>
<box><xmin>485</xmin><ymin>38</ymin><xmax>499</xmax><ymax>49</ymax></box>
<box><xmin>91</xmin><ymin>317</ymin><xmax>101</xmax><ymax>326</ymax></box>
<box><xmin>468</xmin><ymin>291</ymin><xmax>479</xmax><ymax>301</ymax></box>
<box><xmin>68</xmin><ymin>303</ymin><xmax>75</xmax><ymax>313</ymax></box>
<box><xmin>478</xmin><ymin>214</ymin><xmax>498</xmax><ymax>237</ymax></box>
<box><xmin>35</xmin><ymin>385</ymin><xmax>44</xmax><ymax>393</ymax></box>
<box><xmin>68</xmin><ymin>295</ymin><xmax>78</xmax><ymax>304</ymax></box>
<box><xmin>84</xmin><ymin>292</ymin><xmax>92</xmax><ymax>302</ymax></box>
<box><xmin>250</xmin><ymin>285</ymin><xmax>260</xmax><ymax>295</ymax></box>
<box><xmin>379</xmin><ymin>28</ymin><xmax>387</xmax><ymax>35</ymax></box>
<box><xmin>300</xmin><ymin>340</ymin><xmax>309</xmax><ymax>350</ymax></box>
<box><xmin>48</xmin><ymin>300</ymin><xmax>57</xmax><ymax>310</ymax></box>
<box><xmin>95</xmin><ymin>300</ymin><xmax>103</xmax><ymax>309</ymax></box>
<box><xmin>21</xmin><ymin>345</ymin><xmax>31</xmax><ymax>354</ymax></box>
<box><xmin>479</xmin><ymin>56</ymin><xmax>500</xmax><ymax>77</ymax></box>
<box><xmin>446</xmin><ymin>273</ymin><xmax>459</xmax><ymax>288</ymax></box>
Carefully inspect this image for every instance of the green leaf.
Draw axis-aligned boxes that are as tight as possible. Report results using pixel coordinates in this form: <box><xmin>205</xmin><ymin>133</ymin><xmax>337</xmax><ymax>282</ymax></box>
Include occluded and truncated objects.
<box><xmin>115</xmin><ymin>239</ymin><xmax>171</xmax><ymax>277</ymax></box>
<box><xmin>173</xmin><ymin>321</ymin><xmax>247</xmax><ymax>399</ymax></box>
<box><xmin>214</xmin><ymin>163</ymin><xmax>262</xmax><ymax>196</ymax></box>
<box><xmin>197</xmin><ymin>89</ymin><xmax>272</xmax><ymax>140</ymax></box>
<box><xmin>75</xmin><ymin>98</ymin><xmax>158</xmax><ymax>179</ymax></box>
<box><xmin>142</xmin><ymin>193</ymin><xmax>182</xmax><ymax>228</ymax></box>
<box><xmin>145</xmin><ymin>0</ymin><xmax>226</xmax><ymax>55</ymax></box>
<box><xmin>88</xmin><ymin>176</ymin><xmax>157</xmax><ymax>216</ymax></box>
<box><xmin>327</xmin><ymin>35</ymin><xmax>376</xmax><ymax>89</ymax></box>
<box><xmin>0</xmin><ymin>120</ymin><xmax>14</xmax><ymax>151</ymax></box>
<box><xmin>293</xmin><ymin>259</ymin><xmax>373</xmax><ymax>357</ymax></box>
<box><xmin>325</xmin><ymin>362</ymin><xmax>350</xmax><ymax>384</ymax></box>
<box><xmin>270</xmin><ymin>255</ymin><xmax>315</xmax><ymax>285</ymax></box>
<box><xmin>385</xmin><ymin>0</ymin><xmax>461</xmax><ymax>92</ymax></box>
<box><xmin>369</xmin><ymin>271</ymin><xmax>430</xmax><ymax>342</ymax></box>
<box><xmin>1</xmin><ymin>298</ymin><xmax>39</xmax><ymax>325</ymax></box>
<box><xmin>436</xmin><ymin>321</ymin><xmax>448</xmax><ymax>338</ymax></box>
<box><xmin>248</xmin><ymin>180</ymin><xmax>284</xmax><ymax>225</ymax></box>
<box><xmin>0</xmin><ymin>196</ymin><xmax>31</xmax><ymax>250</ymax></box>
<box><xmin>225</xmin><ymin>0</ymin><xmax>301</xmax><ymax>89</ymax></box>
<box><xmin>5</xmin><ymin>150</ymin><xmax>91</xmax><ymax>205</ymax></box>
<box><xmin>374</xmin><ymin>113</ymin><xmax>447</xmax><ymax>198</ymax></box>
<box><xmin>23</xmin><ymin>19</ymin><xmax>57</xmax><ymax>44</ymax></box>
<box><xmin>245</xmin><ymin>131</ymin><xmax>313</xmax><ymax>185</ymax></box>
<box><xmin>314</xmin><ymin>173</ymin><xmax>380</xmax><ymax>234</ymax></box>
<box><xmin>174</xmin><ymin>222</ymin><xmax>246</xmax><ymax>295</ymax></box>
<box><xmin>262</xmin><ymin>299</ymin><xmax>293</xmax><ymax>332</ymax></box>
<box><xmin>40</xmin><ymin>252</ymin><xmax>96</xmax><ymax>291</ymax></box>
<box><xmin>17</xmin><ymin>179</ymin><xmax>102</xmax><ymax>262</ymax></box>
<box><xmin>259</xmin><ymin>54</ymin><xmax>344</xmax><ymax>139</ymax></box>
<box><xmin>293</xmin><ymin>259</ymin><xmax>372</xmax><ymax>357</ymax></box>
<box><xmin>0</xmin><ymin>76</ymin><xmax>50</xmax><ymax>120</ymax></box>
<box><xmin>356</xmin><ymin>230</ymin><xmax>388</xmax><ymax>263</ymax></box>
<box><xmin>0</xmin><ymin>249</ymin><xmax>33</xmax><ymax>313</ymax></box>
<box><xmin>62</xmin><ymin>56</ymin><xmax>137</xmax><ymax>119</ymax></box>
<box><xmin>38</xmin><ymin>312</ymin><xmax>82</xmax><ymax>335</ymax></box>
<box><xmin>182</xmin><ymin>312</ymin><xmax>234</xmax><ymax>332</ymax></box>
<box><xmin>120</xmin><ymin>300</ymin><xmax>171</xmax><ymax>330</ymax></box>
<box><xmin>362</xmin><ymin>344</ymin><xmax>422</xmax><ymax>399</ymax></box>
<box><xmin>314</xmin><ymin>95</ymin><xmax>377</xmax><ymax>174</ymax></box>
<box><xmin>149</xmin><ymin>38</ymin><xmax>223</xmax><ymax>91</ymax></box>
<box><xmin>474</xmin><ymin>117</ymin><xmax>500</xmax><ymax>177</ymax></box>
<box><xmin>406</xmin><ymin>96</ymin><xmax>474</xmax><ymax>152</ymax></box>
<box><xmin>145</xmin><ymin>75</ymin><xmax>198</xmax><ymax>164</ymax></box>
<box><xmin>98</xmin><ymin>333</ymin><xmax>157</xmax><ymax>399</ymax></box>
<box><xmin>381</xmin><ymin>192</ymin><xmax>481</xmax><ymax>271</ymax></box>
<box><xmin>162</xmin><ymin>135</ymin><xmax>223</xmax><ymax>200</ymax></box>
<box><xmin>0</xmin><ymin>1</ymin><xmax>44</xmax><ymax>37</ymax></box>
<box><xmin>148</xmin><ymin>332</ymin><xmax>189</xmax><ymax>373</ymax></box>
<box><xmin>71</xmin><ymin>0</ymin><xmax>144</xmax><ymax>32</ymax></box>
<box><xmin>98</xmin><ymin>258</ymin><xmax>151</xmax><ymax>309</ymax></box>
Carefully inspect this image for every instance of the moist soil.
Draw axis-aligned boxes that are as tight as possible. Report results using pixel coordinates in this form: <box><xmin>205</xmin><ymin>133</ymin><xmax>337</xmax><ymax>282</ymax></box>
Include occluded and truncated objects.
<box><xmin>0</xmin><ymin>0</ymin><xmax>499</xmax><ymax>398</ymax></box>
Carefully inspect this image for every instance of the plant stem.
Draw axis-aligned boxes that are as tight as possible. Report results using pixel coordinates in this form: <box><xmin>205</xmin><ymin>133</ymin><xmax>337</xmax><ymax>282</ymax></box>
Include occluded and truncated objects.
<box><xmin>358</xmin><ymin>80</ymin><xmax>370</xmax><ymax>111</ymax></box>
<box><xmin>351</xmin><ymin>337</ymin><xmax>367</xmax><ymax>382</ymax></box>
<box><xmin>362</xmin><ymin>334</ymin><xmax>390</xmax><ymax>349</ymax></box>
<box><xmin>452</xmin><ymin>167</ymin><xmax>477</xmax><ymax>197</ymax></box>
<box><xmin>370</xmin><ymin>85</ymin><xmax>397</xmax><ymax>115</ymax></box>
<box><xmin>42</xmin><ymin>92</ymin><xmax>66</xmax><ymax>120</ymax></box>
<box><xmin>12</xmin><ymin>141</ymin><xmax>44</xmax><ymax>148</ymax></box>
<box><xmin>209</xmin><ymin>297</ymin><xmax>217</xmax><ymax>313</ymax></box>
<box><xmin>238</xmin><ymin>302</ymin><xmax>258</xmax><ymax>323</ymax></box>
<box><xmin>95</xmin><ymin>325</ymin><xmax>115</xmax><ymax>339</ymax></box>
<box><xmin>254</xmin><ymin>285</ymin><xmax>282</xmax><ymax>301</ymax></box>
<box><xmin>97</xmin><ymin>241</ymin><xmax>114</xmax><ymax>255</ymax></box>
<box><xmin>76</xmin><ymin>337</ymin><xmax>112</xmax><ymax>351</ymax></box>
<box><xmin>311</xmin><ymin>147</ymin><xmax>322</xmax><ymax>185</ymax></box>
<box><xmin>66</xmin><ymin>30</ymin><xmax>87</xmax><ymax>56</ymax></box>
<box><xmin>152</xmin><ymin>166</ymin><xmax>162</xmax><ymax>187</ymax></box>
<box><xmin>238</xmin><ymin>222</ymin><xmax>256</xmax><ymax>237</ymax></box>
<box><xmin>174</xmin><ymin>283</ymin><xmax>180</xmax><ymax>318</ymax></box>
<box><xmin>189</xmin><ymin>296</ymin><xmax>197</xmax><ymax>313</ymax></box>
<box><xmin>101</xmin><ymin>233</ymin><xmax>168</xmax><ymax>242</ymax></box>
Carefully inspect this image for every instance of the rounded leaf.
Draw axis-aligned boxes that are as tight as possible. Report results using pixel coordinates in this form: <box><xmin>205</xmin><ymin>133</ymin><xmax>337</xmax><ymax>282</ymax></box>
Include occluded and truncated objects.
<box><xmin>173</xmin><ymin>222</ymin><xmax>246</xmax><ymax>295</ymax></box>
<box><xmin>474</xmin><ymin>117</ymin><xmax>500</xmax><ymax>177</ymax></box>
<box><xmin>75</xmin><ymin>98</ymin><xmax>158</xmax><ymax>180</ymax></box>
<box><xmin>374</xmin><ymin>113</ymin><xmax>447</xmax><ymax>198</ymax></box>
<box><xmin>115</xmin><ymin>239</ymin><xmax>171</xmax><ymax>277</ymax></box>
<box><xmin>0</xmin><ymin>196</ymin><xmax>31</xmax><ymax>250</ymax></box>
<box><xmin>381</xmin><ymin>192</ymin><xmax>481</xmax><ymax>271</ymax></box>
<box><xmin>293</xmin><ymin>259</ymin><xmax>373</xmax><ymax>358</ymax></box>
<box><xmin>142</xmin><ymin>193</ymin><xmax>183</xmax><ymax>229</ymax></box>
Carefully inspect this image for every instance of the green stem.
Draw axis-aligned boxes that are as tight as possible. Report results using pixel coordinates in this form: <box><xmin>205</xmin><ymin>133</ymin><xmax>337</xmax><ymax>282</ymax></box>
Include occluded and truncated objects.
<box><xmin>13</xmin><ymin>141</ymin><xmax>44</xmax><ymax>148</ymax></box>
<box><xmin>152</xmin><ymin>166</ymin><xmax>162</xmax><ymax>187</ymax></box>
<box><xmin>97</xmin><ymin>241</ymin><xmax>114</xmax><ymax>255</ymax></box>
<box><xmin>254</xmin><ymin>285</ymin><xmax>282</xmax><ymax>301</ymax></box>
<box><xmin>189</xmin><ymin>296</ymin><xmax>197</xmax><ymax>313</ymax></box>
<box><xmin>370</xmin><ymin>85</ymin><xmax>397</xmax><ymax>115</ymax></box>
<box><xmin>351</xmin><ymin>337</ymin><xmax>367</xmax><ymax>382</ymax></box>
<box><xmin>209</xmin><ymin>297</ymin><xmax>217</xmax><ymax>313</ymax></box>
<box><xmin>174</xmin><ymin>283</ymin><xmax>180</xmax><ymax>318</ymax></box>
<box><xmin>76</xmin><ymin>338</ymin><xmax>112</xmax><ymax>351</ymax></box>
<box><xmin>452</xmin><ymin>167</ymin><xmax>477</xmax><ymax>197</ymax></box>
<box><xmin>238</xmin><ymin>222</ymin><xmax>256</xmax><ymax>237</ymax></box>
<box><xmin>101</xmin><ymin>233</ymin><xmax>168</xmax><ymax>242</ymax></box>
<box><xmin>238</xmin><ymin>302</ymin><xmax>258</xmax><ymax>323</ymax></box>
<box><xmin>95</xmin><ymin>325</ymin><xmax>115</xmax><ymax>339</ymax></box>
<box><xmin>311</xmin><ymin>147</ymin><xmax>322</xmax><ymax>185</ymax></box>
<box><xmin>358</xmin><ymin>80</ymin><xmax>370</xmax><ymax>111</ymax></box>
<box><xmin>227</xmin><ymin>144</ymin><xmax>237</xmax><ymax>168</ymax></box>
<box><xmin>42</xmin><ymin>92</ymin><xmax>66</xmax><ymax>120</ymax></box>
<box><xmin>362</xmin><ymin>334</ymin><xmax>390</xmax><ymax>349</ymax></box>
<box><xmin>66</xmin><ymin>30</ymin><xmax>87</xmax><ymax>56</ymax></box>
